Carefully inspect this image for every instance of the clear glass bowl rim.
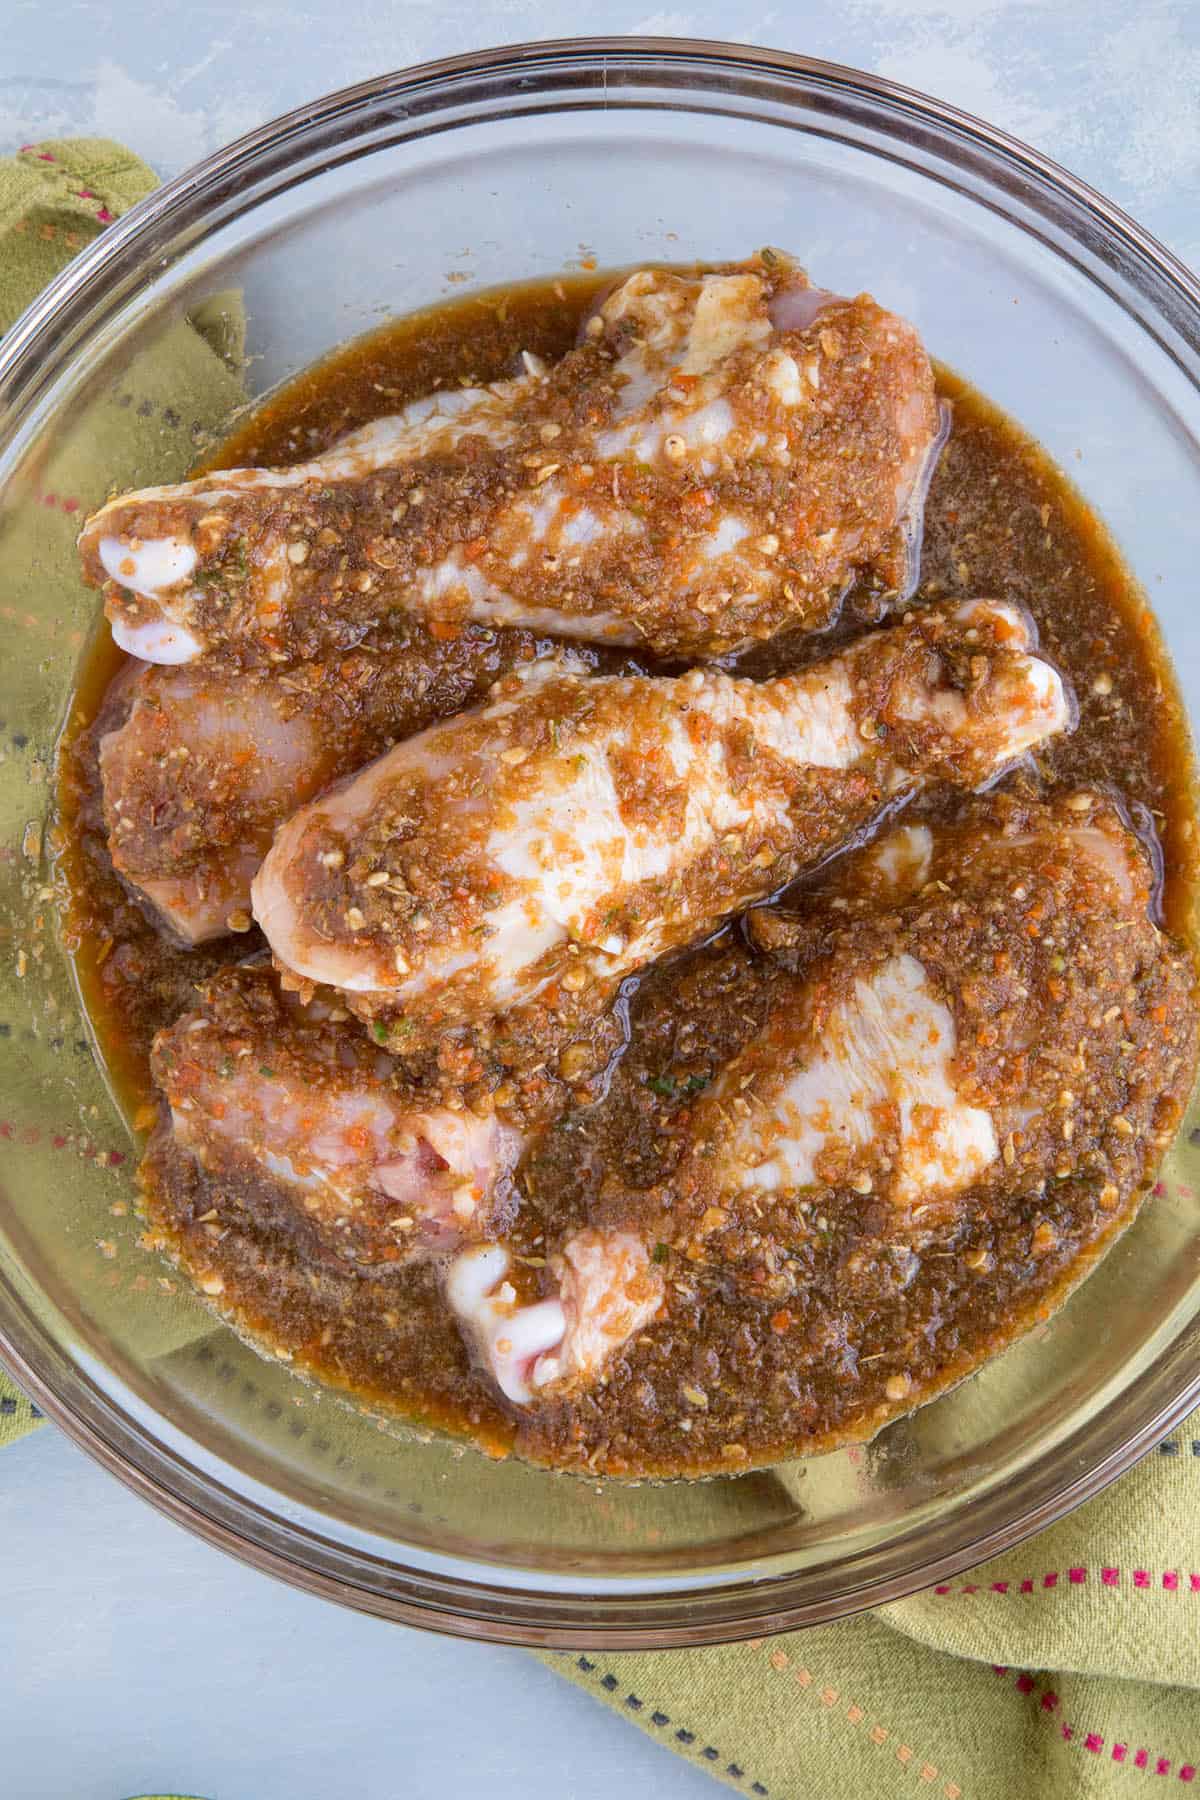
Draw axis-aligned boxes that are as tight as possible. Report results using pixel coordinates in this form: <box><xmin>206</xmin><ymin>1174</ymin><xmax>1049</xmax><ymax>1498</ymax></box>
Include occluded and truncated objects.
<box><xmin>2</xmin><ymin>34</ymin><xmax>1199</xmax><ymax>1648</ymax></box>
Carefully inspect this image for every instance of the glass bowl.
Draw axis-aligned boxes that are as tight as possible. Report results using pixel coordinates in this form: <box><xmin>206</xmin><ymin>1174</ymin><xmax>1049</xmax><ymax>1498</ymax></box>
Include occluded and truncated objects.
<box><xmin>2</xmin><ymin>37</ymin><xmax>1199</xmax><ymax>1649</ymax></box>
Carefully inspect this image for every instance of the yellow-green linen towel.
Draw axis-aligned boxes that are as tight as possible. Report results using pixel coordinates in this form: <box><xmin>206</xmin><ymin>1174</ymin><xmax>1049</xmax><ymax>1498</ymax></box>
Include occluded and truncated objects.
<box><xmin>3</xmin><ymin>134</ymin><xmax>1200</xmax><ymax>1800</ymax></box>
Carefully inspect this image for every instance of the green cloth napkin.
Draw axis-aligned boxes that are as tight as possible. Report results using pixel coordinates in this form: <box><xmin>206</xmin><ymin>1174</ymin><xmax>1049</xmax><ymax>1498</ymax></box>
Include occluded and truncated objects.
<box><xmin>0</xmin><ymin>136</ymin><xmax>167</xmax><ymax>1452</ymax></box>
<box><xmin>3</xmin><ymin>135</ymin><xmax>1200</xmax><ymax>1800</ymax></box>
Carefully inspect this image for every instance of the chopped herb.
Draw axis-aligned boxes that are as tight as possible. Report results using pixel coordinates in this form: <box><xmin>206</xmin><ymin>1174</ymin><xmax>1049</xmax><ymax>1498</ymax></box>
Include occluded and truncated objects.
<box><xmin>684</xmin><ymin>1073</ymin><xmax>709</xmax><ymax>1096</ymax></box>
<box><xmin>649</xmin><ymin>1074</ymin><xmax>676</xmax><ymax>1098</ymax></box>
<box><xmin>258</xmin><ymin>1065</ymin><xmax>276</xmax><ymax>1079</ymax></box>
<box><xmin>652</xmin><ymin>1242</ymin><xmax>670</xmax><ymax>1264</ymax></box>
<box><xmin>218</xmin><ymin>1057</ymin><xmax>234</xmax><ymax>1078</ymax></box>
<box><xmin>372</xmin><ymin>1021</ymin><xmax>390</xmax><ymax>1044</ymax></box>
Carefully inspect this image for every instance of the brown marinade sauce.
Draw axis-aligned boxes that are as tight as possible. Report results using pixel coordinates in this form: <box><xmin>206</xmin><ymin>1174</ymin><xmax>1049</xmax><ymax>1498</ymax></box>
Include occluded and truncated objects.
<box><xmin>57</xmin><ymin>272</ymin><xmax>1200</xmax><ymax>1476</ymax></box>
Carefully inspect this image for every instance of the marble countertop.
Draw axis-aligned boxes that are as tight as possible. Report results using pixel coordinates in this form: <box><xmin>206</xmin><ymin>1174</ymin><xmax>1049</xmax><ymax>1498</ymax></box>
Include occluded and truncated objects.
<box><xmin>4</xmin><ymin>4</ymin><xmax>1198</xmax><ymax>1795</ymax></box>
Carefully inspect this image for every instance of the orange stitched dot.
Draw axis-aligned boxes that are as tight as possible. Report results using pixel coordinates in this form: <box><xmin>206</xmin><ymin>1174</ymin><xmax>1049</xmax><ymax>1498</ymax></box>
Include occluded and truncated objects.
<box><xmin>920</xmin><ymin>1766</ymin><xmax>938</xmax><ymax>1783</ymax></box>
<box><xmin>871</xmin><ymin>1727</ymin><xmax>888</xmax><ymax>1745</ymax></box>
<box><xmin>897</xmin><ymin>1745</ymin><xmax>914</xmax><ymax>1763</ymax></box>
<box><xmin>846</xmin><ymin>1705</ymin><xmax>864</xmax><ymax>1725</ymax></box>
<box><xmin>795</xmin><ymin>1668</ymin><xmax>813</xmax><ymax>1689</ymax></box>
<box><xmin>945</xmin><ymin>1784</ymin><xmax>962</xmax><ymax>1799</ymax></box>
<box><xmin>770</xmin><ymin>1650</ymin><xmax>789</xmax><ymax>1671</ymax></box>
<box><xmin>821</xmin><ymin>1687</ymin><xmax>838</xmax><ymax>1707</ymax></box>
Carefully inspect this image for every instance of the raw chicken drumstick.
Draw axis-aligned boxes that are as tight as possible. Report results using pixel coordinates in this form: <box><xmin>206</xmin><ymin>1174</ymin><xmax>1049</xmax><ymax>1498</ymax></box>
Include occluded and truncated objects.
<box><xmin>81</xmin><ymin>256</ymin><xmax>942</xmax><ymax>665</ymax></box>
<box><xmin>251</xmin><ymin>599</ymin><xmax>1071</xmax><ymax>1048</ymax></box>
<box><xmin>450</xmin><ymin>795</ymin><xmax>1197</xmax><ymax>1411</ymax></box>
<box><xmin>97</xmin><ymin>622</ymin><xmax>567</xmax><ymax>944</ymax></box>
<box><xmin>444</xmin><ymin>1231</ymin><xmax>664</xmax><ymax>1406</ymax></box>
<box><xmin>599</xmin><ymin>795</ymin><xmax>1197</xmax><ymax>1296</ymax></box>
<box><xmin>149</xmin><ymin>963</ymin><xmax>523</xmax><ymax>1273</ymax></box>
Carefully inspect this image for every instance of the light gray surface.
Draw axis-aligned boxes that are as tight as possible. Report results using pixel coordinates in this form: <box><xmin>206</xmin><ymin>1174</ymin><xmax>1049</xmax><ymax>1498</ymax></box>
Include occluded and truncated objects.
<box><xmin>1</xmin><ymin>1426</ymin><xmax>710</xmax><ymax>1800</ymax></box>
<box><xmin>4</xmin><ymin>5</ymin><xmax>1200</xmax><ymax>1799</ymax></box>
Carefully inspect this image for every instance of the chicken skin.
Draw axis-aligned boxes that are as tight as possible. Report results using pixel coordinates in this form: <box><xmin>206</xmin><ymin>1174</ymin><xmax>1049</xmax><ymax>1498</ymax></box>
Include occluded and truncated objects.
<box><xmin>149</xmin><ymin>963</ymin><xmax>523</xmax><ymax>1273</ymax></box>
<box><xmin>251</xmin><ymin>599</ymin><xmax>1070</xmax><ymax>1047</ymax></box>
<box><xmin>597</xmin><ymin>797</ymin><xmax>1197</xmax><ymax>1302</ymax></box>
<box><xmin>81</xmin><ymin>257</ymin><xmax>942</xmax><ymax>666</ymax></box>
<box><xmin>97</xmin><ymin>622</ymin><xmax>568</xmax><ymax>942</ymax></box>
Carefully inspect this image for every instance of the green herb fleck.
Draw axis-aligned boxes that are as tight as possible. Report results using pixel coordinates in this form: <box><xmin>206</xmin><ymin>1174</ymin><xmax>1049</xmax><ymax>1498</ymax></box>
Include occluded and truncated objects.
<box><xmin>258</xmin><ymin>1066</ymin><xmax>276</xmax><ymax>1079</ymax></box>
<box><xmin>372</xmin><ymin>1021</ymin><xmax>390</xmax><ymax>1044</ymax></box>
<box><xmin>218</xmin><ymin>1057</ymin><xmax>235</xmax><ymax>1079</ymax></box>
<box><xmin>652</xmin><ymin>1242</ymin><xmax>670</xmax><ymax>1264</ymax></box>
<box><xmin>649</xmin><ymin>1074</ymin><xmax>676</xmax><ymax>1099</ymax></box>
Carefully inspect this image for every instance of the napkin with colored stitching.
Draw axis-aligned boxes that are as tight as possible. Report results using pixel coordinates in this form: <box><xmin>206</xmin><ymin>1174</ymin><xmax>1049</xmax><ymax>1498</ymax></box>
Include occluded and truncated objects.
<box><xmin>3</xmin><ymin>135</ymin><xmax>1200</xmax><ymax>1800</ymax></box>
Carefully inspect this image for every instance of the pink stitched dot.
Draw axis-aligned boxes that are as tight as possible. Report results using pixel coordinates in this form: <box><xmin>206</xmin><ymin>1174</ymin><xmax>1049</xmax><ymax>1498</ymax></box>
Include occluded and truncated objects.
<box><xmin>1103</xmin><ymin>1567</ymin><xmax>1120</xmax><ymax>1586</ymax></box>
<box><xmin>1135</xmin><ymin>1570</ymin><xmax>1150</xmax><ymax>1589</ymax></box>
<box><xmin>1040</xmin><ymin>1693</ymin><xmax>1059</xmax><ymax>1712</ymax></box>
<box><xmin>1085</xmin><ymin>1734</ymin><xmax>1104</xmax><ymax>1754</ymax></box>
<box><xmin>1016</xmin><ymin>1675</ymin><xmax>1035</xmax><ymax>1694</ymax></box>
<box><xmin>1180</xmin><ymin>1186</ymin><xmax>1195</xmax><ymax>1201</ymax></box>
<box><xmin>1165</xmin><ymin>1572</ymin><xmax>1180</xmax><ymax>1591</ymax></box>
<box><xmin>75</xmin><ymin>188</ymin><xmax>95</xmax><ymax>199</ymax></box>
<box><xmin>935</xmin><ymin>1585</ymin><xmax>950</xmax><ymax>1595</ymax></box>
<box><xmin>1044</xmin><ymin>1572</ymin><xmax>1058</xmax><ymax>1588</ymax></box>
<box><xmin>0</xmin><ymin>1123</ymin><xmax>13</xmax><ymax>1139</ymax></box>
<box><xmin>96</xmin><ymin>207</ymin><xmax>114</xmax><ymax>223</ymax></box>
<box><xmin>1137</xmin><ymin>1751</ymin><xmax>1151</xmax><ymax>1769</ymax></box>
<box><xmin>1020</xmin><ymin>1579</ymin><xmax>1034</xmax><ymax>1594</ymax></box>
<box><xmin>962</xmin><ymin>1584</ymin><xmax>978</xmax><ymax>1595</ymax></box>
<box><xmin>991</xmin><ymin>1581</ymin><xmax>1009</xmax><ymax>1594</ymax></box>
<box><xmin>1114</xmin><ymin>1746</ymin><xmax>1128</xmax><ymax>1764</ymax></box>
<box><xmin>1190</xmin><ymin>1575</ymin><xmax>1200</xmax><ymax>1592</ymax></box>
<box><xmin>1062</xmin><ymin>1726</ymin><xmax>1074</xmax><ymax>1742</ymax></box>
<box><xmin>1181</xmin><ymin>1767</ymin><xmax>1196</xmax><ymax>1783</ymax></box>
<box><xmin>1158</xmin><ymin>1759</ymin><xmax>1172</xmax><ymax>1776</ymax></box>
<box><xmin>1154</xmin><ymin>1181</ymin><xmax>1167</xmax><ymax>1197</ymax></box>
<box><xmin>42</xmin><ymin>492</ymin><xmax>57</xmax><ymax>507</ymax></box>
<box><xmin>38</xmin><ymin>151</ymin><xmax>56</xmax><ymax>161</ymax></box>
<box><xmin>1069</xmin><ymin>1567</ymin><xmax>1086</xmax><ymax>1584</ymax></box>
<box><xmin>992</xmin><ymin>1666</ymin><xmax>1008</xmax><ymax>1677</ymax></box>
<box><xmin>62</xmin><ymin>498</ymin><xmax>79</xmax><ymax>514</ymax></box>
